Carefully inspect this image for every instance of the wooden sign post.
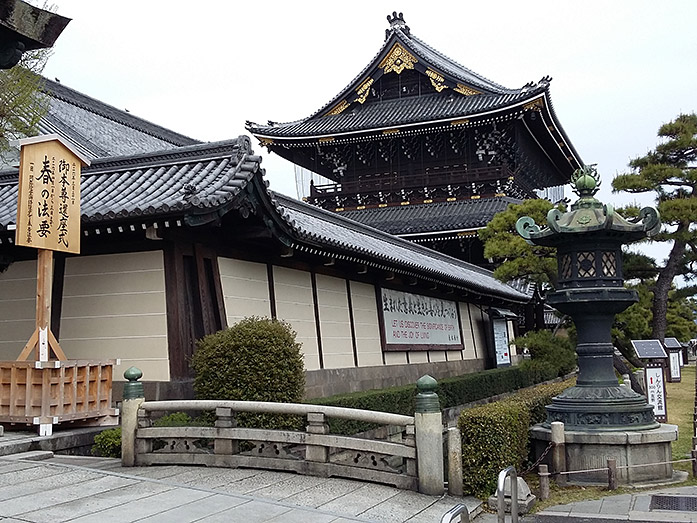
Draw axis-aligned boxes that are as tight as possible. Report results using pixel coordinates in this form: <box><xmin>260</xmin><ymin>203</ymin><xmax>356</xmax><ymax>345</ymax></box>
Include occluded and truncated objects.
<box><xmin>14</xmin><ymin>135</ymin><xmax>89</xmax><ymax>364</ymax></box>
<box><xmin>1</xmin><ymin>136</ymin><xmax>117</xmax><ymax>437</ymax></box>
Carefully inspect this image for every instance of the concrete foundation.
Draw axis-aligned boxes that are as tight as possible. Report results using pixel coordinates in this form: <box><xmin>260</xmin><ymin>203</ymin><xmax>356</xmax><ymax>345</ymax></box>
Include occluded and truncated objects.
<box><xmin>530</xmin><ymin>423</ymin><xmax>678</xmax><ymax>485</ymax></box>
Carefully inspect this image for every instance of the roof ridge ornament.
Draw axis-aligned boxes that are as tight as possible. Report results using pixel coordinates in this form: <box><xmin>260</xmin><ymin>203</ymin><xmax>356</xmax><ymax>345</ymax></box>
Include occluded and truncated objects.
<box><xmin>386</xmin><ymin>11</ymin><xmax>410</xmax><ymax>40</ymax></box>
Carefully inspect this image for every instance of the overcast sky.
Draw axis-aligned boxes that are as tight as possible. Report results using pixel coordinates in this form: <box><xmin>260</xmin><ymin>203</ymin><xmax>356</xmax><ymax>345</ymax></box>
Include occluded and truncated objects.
<box><xmin>40</xmin><ymin>1</ymin><xmax>696</xmax><ymax>261</ymax></box>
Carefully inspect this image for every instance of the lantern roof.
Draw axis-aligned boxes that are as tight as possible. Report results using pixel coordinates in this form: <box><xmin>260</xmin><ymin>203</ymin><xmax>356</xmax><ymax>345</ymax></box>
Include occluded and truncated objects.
<box><xmin>516</xmin><ymin>165</ymin><xmax>661</xmax><ymax>246</ymax></box>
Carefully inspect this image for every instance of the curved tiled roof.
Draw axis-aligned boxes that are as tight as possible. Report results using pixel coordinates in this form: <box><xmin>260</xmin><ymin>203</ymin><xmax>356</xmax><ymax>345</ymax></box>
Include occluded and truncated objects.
<box><xmin>250</xmin><ymin>87</ymin><xmax>545</xmax><ymax>139</ymax></box>
<box><xmin>340</xmin><ymin>197</ymin><xmax>522</xmax><ymax>236</ymax></box>
<box><xmin>273</xmin><ymin>193</ymin><xmax>528</xmax><ymax>303</ymax></box>
<box><xmin>0</xmin><ymin>138</ymin><xmax>258</xmax><ymax>227</ymax></box>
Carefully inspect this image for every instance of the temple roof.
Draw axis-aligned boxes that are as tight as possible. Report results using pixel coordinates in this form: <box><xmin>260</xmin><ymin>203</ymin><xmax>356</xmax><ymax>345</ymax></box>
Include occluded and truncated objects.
<box><xmin>2</xmin><ymin>78</ymin><xmax>201</xmax><ymax>168</ymax></box>
<box><xmin>245</xmin><ymin>12</ymin><xmax>580</xmax><ymax>171</ymax></box>
<box><xmin>340</xmin><ymin>196</ymin><xmax>521</xmax><ymax>236</ymax></box>
<box><xmin>0</xmin><ymin>136</ymin><xmax>528</xmax><ymax>304</ymax></box>
<box><xmin>39</xmin><ymin>78</ymin><xmax>200</xmax><ymax>158</ymax></box>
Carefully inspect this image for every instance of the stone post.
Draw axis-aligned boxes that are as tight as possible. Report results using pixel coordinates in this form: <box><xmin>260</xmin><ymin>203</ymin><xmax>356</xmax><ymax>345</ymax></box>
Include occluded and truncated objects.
<box><xmin>550</xmin><ymin>421</ymin><xmax>566</xmax><ymax>485</ymax></box>
<box><xmin>121</xmin><ymin>367</ymin><xmax>144</xmax><ymax>467</ymax></box>
<box><xmin>447</xmin><ymin>426</ymin><xmax>463</xmax><ymax>496</ymax></box>
<box><xmin>306</xmin><ymin>412</ymin><xmax>329</xmax><ymax>463</ymax></box>
<box><xmin>414</xmin><ymin>375</ymin><xmax>444</xmax><ymax>495</ymax></box>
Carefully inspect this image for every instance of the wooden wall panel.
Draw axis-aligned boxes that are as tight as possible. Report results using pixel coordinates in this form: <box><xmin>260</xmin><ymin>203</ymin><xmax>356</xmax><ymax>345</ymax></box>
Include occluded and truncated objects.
<box><xmin>273</xmin><ymin>267</ymin><xmax>320</xmax><ymax>371</ymax></box>
<box><xmin>0</xmin><ymin>261</ymin><xmax>37</xmax><ymax>359</ymax></box>
<box><xmin>218</xmin><ymin>258</ymin><xmax>271</xmax><ymax>326</ymax></box>
<box><xmin>60</xmin><ymin>251</ymin><xmax>169</xmax><ymax>381</ymax></box>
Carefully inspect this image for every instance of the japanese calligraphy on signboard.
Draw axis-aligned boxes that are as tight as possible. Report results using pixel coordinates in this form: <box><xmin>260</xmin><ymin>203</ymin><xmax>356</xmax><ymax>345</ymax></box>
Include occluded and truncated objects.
<box><xmin>380</xmin><ymin>288</ymin><xmax>462</xmax><ymax>351</ymax></box>
<box><xmin>15</xmin><ymin>135</ymin><xmax>88</xmax><ymax>254</ymax></box>
<box><xmin>644</xmin><ymin>363</ymin><xmax>667</xmax><ymax>422</ymax></box>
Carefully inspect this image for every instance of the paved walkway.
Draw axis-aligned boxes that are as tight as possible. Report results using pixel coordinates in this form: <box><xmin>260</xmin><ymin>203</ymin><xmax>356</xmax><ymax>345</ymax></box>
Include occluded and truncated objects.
<box><xmin>1</xmin><ymin>447</ymin><xmax>697</xmax><ymax>521</ymax></box>
<box><xmin>531</xmin><ymin>484</ymin><xmax>697</xmax><ymax>522</ymax></box>
<box><xmin>0</xmin><ymin>453</ymin><xmax>480</xmax><ymax>522</ymax></box>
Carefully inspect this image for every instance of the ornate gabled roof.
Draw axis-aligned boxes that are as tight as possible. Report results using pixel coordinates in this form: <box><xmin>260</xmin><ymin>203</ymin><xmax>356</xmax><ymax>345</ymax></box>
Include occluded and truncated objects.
<box><xmin>245</xmin><ymin>11</ymin><xmax>576</xmax><ymax>164</ymax></box>
<box><xmin>339</xmin><ymin>196</ymin><xmax>521</xmax><ymax>236</ymax></box>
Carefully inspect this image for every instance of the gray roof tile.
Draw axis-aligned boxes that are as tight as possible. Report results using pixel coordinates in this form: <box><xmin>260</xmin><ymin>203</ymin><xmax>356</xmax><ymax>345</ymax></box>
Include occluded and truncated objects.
<box><xmin>340</xmin><ymin>197</ymin><xmax>522</xmax><ymax>235</ymax></box>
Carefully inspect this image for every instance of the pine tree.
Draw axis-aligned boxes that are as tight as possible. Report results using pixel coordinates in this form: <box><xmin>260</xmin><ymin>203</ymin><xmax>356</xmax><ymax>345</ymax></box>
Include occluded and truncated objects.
<box><xmin>612</xmin><ymin>113</ymin><xmax>697</xmax><ymax>341</ymax></box>
<box><xmin>0</xmin><ymin>47</ymin><xmax>50</xmax><ymax>164</ymax></box>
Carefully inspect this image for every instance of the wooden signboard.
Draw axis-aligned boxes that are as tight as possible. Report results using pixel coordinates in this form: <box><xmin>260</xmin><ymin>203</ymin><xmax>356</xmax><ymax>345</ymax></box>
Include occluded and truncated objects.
<box><xmin>13</xmin><ymin>135</ymin><xmax>89</xmax><ymax>363</ymax></box>
<box><xmin>15</xmin><ymin>135</ymin><xmax>87</xmax><ymax>254</ymax></box>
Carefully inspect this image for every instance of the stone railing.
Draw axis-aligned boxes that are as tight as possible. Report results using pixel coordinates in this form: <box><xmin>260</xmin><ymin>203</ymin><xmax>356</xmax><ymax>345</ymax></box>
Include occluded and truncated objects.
<box><xmin>120</xmin><ymin>371</ymin><xmax>446</xmax><ymax>494</ymax></box>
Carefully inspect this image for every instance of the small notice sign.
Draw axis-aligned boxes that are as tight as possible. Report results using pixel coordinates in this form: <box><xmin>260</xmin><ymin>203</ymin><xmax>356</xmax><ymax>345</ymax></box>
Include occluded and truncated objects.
<box><xmin>15</xmin><ymin>135</ymin><xmax>89</xmax><ymax>254</ymax></box>
<box><xmin>644</xmin><ymin>363</ymin><xmax>667</xmax><ymax>422</ymax></box>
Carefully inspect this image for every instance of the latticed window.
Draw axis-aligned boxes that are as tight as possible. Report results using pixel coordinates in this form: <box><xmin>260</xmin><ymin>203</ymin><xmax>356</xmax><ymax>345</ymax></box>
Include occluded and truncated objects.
<box><xmin>577</xmin><ymin>251</ymin><xmax>596</xmax><ymax>278</ymax></box>
<box><xmin>602</xmin><ymin>252</ymin><xmax>617</xmax><ymax>277</ymax></box>
<box><xmin>560</xmin><ymin>254</ymin><xmax>572</xmax><ymax>280</ymax></box>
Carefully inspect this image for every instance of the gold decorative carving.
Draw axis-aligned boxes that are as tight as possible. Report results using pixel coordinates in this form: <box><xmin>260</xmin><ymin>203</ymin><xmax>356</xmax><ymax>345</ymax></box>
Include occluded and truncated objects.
<box><xmin>259</xmin><ymin>138</ymin><xmax>274</xmax><ymax>147</ymax></box>
<box><xmin>378</xmin><ymin>43</ymin><xmax>418</xmax><ymax>75</ymax></box>
<box><xmin>454</xmin><ymin>84</ymin><xmax>480</xmax><ymax>96</ymax></box>
<box><xmin>450</xmin><ymin>119</ymin><xmax>469</xmax><ymax>126</ymax></box>
<box><xmin>355</xmin><ymin>78</ymin><xmax>374</xmax><ymax>104</ymax></box>
<box><xmin>524</xmin><ymin>98</ymin><xmax>544</xmax><ymax>111</ymax></box>
<box><xmin>425</xmin><ymin>69</ymin><xmax>448</xmax><ymax>92</ymax></box>
<box><xmin>325</xmin><ymin>100</ymin><xmax>349</xmax><ymax>116</ymax></box>
<box><xmin>319</xmin><ymin>136</ymin><xmax>335</xmax><ymax>143</ymax></box>
<box><xmin>382</xmin><ymin>129</ymin><xmax>400</xmax><ymax>135</ymax></box>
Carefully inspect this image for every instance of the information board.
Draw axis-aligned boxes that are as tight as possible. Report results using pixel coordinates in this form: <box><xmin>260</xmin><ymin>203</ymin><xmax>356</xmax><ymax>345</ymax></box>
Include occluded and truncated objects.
<box><xmin>668</xmin><ymin>350</ymin><xmax>682</xmax><ymax>382</ymax></box>
<box><xmin>15</xmin><ymin>135</ymin><xmax>89</xmax><ymax>254</ymax></box>
<box><xmin>380</xmin><ymin>288</ymin><xmax>462</xmax><ymax>351</ymax></box>
<box><xmin>492</xmin><ymin>318</ymin><xmax>511</xmax><ymax>367</ymax></box>
<box><xmin>644</xmin><ymin>363</ymin><xmax>667</xmax><ymax>422</ymax></box>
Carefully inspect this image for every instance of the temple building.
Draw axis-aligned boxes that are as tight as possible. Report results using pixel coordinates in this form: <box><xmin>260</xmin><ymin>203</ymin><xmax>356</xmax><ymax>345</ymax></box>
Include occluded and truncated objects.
<box><xmin>0</xmin><ymin>79</ymin><xmax>529</xmax><ymax>399</ymax></box>
<box><xmin>247</xmin><ymin>12</ymin><xmax>582</xmax><ymax>266</ymax></box>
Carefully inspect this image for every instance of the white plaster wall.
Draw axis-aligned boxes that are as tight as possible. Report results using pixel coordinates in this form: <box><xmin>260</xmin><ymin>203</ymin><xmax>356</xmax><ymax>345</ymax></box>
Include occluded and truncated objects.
<box><xmin>60</xmin><ymin>251</ymin><xmax>169</xmax><ymax>381</ymax></box>
<box><xmin>0</xmin><ymin>260</ymin><xmax>37</xmax><ymax>359</ymax></box>
<box><xmin>459</xmin><ymin>302</ymin><xmax>477</xmax><ymax>360</ymax></box>
<box><xmin>273</xmin><ymin>266</ymin><xmax>320</xmax><ymax>371</ymax></box>
<box><xmin>471</xmin><ymin>306</ymin><xmax>490</xmax><ymax>361</ymax></box>
<box><xmin>218</xmin><ymin>258</ymin><xmax>271</xmax><ymax>326</ymax></box>
<box><xmin>315</xmin><ymin>274</ymin><xmax>354</xmax><ymax>369</ymax></box>
<box><xmin>349</xmin><ymin>281</ymin><xmax>382</xmax><ymax>367</ymax></box>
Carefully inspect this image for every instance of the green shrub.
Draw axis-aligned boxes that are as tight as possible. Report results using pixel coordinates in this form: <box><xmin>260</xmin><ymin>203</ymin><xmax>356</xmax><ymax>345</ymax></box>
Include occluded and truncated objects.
<box><xmin>458</xmin><ymin>377</ymin><xmax>574</xmax><ymax>497</ymax></box>
<box><xmin>459</xmin><ymin>401</ymin><xmax>530</xmax><ymax>497</ymax></box>
<box><xmin>514</xmin><ymin>329</ymin><xmax>576</xmax><ymax>376</ymax></box>
<box><xmin>191</xmin><ymin>317</ymin><xmax>305</xmax><ymax>430</ymax></box>
<box><xmin>92</xmin><ymin>427</ymin><xmax>121</xmax><ymax>458</ymax></box>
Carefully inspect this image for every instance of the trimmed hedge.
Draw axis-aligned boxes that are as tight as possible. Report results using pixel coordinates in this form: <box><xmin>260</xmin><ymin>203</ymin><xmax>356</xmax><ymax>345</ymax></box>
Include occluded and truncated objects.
<box><xmin>310</xmin><ymin>361</ymin><xmax>560</xmax><ymax>434</ymax></box>
<box><xmin>458</xmin><ymin>377</ymin><xmax>574</xmax><ymax>497</ymax></box>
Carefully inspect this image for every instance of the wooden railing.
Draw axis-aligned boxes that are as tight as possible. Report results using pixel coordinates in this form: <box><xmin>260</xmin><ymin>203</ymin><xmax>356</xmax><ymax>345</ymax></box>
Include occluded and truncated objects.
<box><xmin>310</xmin><ymin>165</ymin><xmax>513</xmax><ymax>198</ymax></box>
<box><xmin>130</xmin><ymin>400</ymin><xmax>418</xmax><ymax>490</ymax></box>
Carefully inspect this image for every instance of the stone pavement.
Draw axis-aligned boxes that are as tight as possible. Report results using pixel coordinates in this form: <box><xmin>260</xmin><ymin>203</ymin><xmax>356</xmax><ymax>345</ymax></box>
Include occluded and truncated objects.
<box><xmin>531</xmin><ymin>484</ymin><xmax>697</xmax><ymax>522</ymax></box>
<box><xmin>0</xmin><ymin>452</ymin><xmax>480</xmax><ymax>522</ymax></box>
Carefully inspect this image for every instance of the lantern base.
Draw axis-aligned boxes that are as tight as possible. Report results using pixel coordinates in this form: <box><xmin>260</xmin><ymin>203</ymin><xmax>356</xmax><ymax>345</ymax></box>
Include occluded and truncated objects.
<box><xmin>543</xmin><ymin>385</ymin><xmax>658</xmax><ymax>431</ymax></box>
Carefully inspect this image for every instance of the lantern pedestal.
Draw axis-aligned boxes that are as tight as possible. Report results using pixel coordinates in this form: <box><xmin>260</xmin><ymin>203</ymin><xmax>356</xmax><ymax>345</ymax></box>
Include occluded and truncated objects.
<box><xmin>531</xmin><ymin>423</ymin><xmax>679</xmax><ymax>485</ymax></box>
<box><xmin>544</xmin><ymin>287</ymin><xmax>658</xmax><ymax>431</ymax></box>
